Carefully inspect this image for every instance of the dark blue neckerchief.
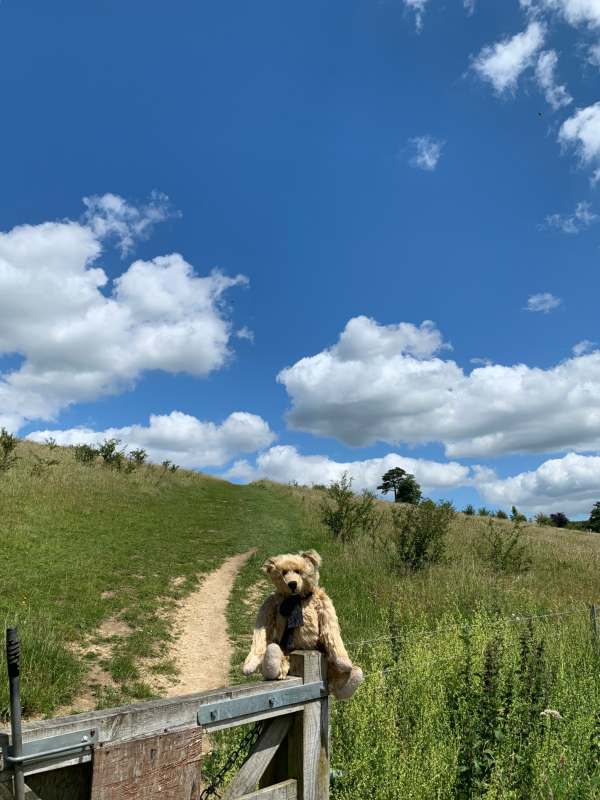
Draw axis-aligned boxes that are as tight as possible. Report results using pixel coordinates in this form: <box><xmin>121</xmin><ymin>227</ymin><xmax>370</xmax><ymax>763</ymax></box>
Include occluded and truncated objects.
<box><xmin>279</xmin><ymin>593</ymin><xmax>312</xmax><ymax>653</ymax></box>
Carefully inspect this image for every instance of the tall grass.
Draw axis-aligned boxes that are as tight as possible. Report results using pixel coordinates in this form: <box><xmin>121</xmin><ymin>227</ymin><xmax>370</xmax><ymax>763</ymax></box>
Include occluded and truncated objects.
<box><xmin>256</xmin><ymin>482</ymin><xmax>600</xmax><ymax>799</ymax></box>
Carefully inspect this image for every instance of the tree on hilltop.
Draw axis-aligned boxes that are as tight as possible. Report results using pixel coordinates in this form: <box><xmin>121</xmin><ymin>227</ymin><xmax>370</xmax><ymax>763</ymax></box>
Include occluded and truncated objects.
<box><xmin>377</xmin><ymin>467</ymin><xmax>422</xmax><ymax>505</ymax></box>
<box><xmin>589</xmin><ymin>502</ymin><xmax>600</xmax><ymax>533</ymax></box>
<box><xmin>550</xmin><ymin>512</ymin><xmax>569</xmax><ymax>528</ymax></box>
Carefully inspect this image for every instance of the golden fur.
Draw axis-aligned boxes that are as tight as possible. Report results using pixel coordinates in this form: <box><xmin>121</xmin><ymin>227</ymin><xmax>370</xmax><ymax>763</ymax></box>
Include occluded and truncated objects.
<box><xmin>242</xmin><ymin>549</ymin><xmax>363</xmax><ymax>699</ymax></box>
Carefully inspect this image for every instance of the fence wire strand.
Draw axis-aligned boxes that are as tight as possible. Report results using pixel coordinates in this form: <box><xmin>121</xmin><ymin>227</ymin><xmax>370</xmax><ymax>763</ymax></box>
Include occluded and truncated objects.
<box><xmin>345</xmin><ymin>606</ymin><xmax>589</xmax><ymax>651</ymax></box>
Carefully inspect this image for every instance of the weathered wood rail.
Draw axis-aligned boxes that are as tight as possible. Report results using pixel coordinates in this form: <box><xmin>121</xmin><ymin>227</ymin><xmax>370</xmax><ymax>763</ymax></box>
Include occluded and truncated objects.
<box><xmin>0</xmin><ymin>651</ymin><xmax>329</xmax><ymax>800</ymax></box>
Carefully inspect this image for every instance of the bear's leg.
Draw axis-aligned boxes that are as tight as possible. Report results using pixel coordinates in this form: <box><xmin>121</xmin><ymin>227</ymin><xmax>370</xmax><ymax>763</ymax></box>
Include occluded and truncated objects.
<box><xmin>328</xmin><ymin>664</ymin><xmax>364</xmax><ymax>700</ymax></box>
<box><xmin>261</xmin><ymin>643</ymin><xmax>289</xmax><ymax>680</ymax></box>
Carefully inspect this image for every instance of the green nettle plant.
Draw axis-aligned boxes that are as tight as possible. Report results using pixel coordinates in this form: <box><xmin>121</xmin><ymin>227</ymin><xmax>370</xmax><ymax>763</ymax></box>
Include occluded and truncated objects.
<box><xmin>391</xmin><ymin>499</ymin><xmax>454</xmax><ymax>571</ymax></box>
<box><xmin>0</xmin><ymin>428</ymin><xmax>18</xmax><ymax>472</ymax></box>
<box><xmin>477</xmin><ymin>518</ymin><xmax>532</xmax><ymax>574</ymax></box>
<box><xmin>450</xmin><ymin>622</ymin><xmax>550</xmax><ymax>799</ymax></box>
<box><xmin>320</xmin><ymin>473</ymin><xmax>382</xmax><ymax>543</ymax></box>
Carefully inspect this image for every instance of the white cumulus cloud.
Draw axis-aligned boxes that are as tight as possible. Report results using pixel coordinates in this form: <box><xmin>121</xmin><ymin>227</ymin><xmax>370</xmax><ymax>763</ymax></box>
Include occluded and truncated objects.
<box><xmin>0</xmin><ymin>197</ymin><xmax>247</xmax><ymax>432</ymax></box>
<box><xmin>475</xmin><ymin>452</ymin><xmax>600</xmax><ymax>517</ymax></box>
<box><xmin>543</xmin><ymin>201</ymin><xmax>598</xmax><ymax>233</ymax></box>
<box><xmin>409</xmin><ymin>136</ymin><xmax>444</xmax><ymax>171</ymax></box>
<box><xmin>277</xmin><ymin>315</ymin><xmax>600</xmax><ymax>458</ymax></box>
<box><xmin>538</xmin><ymin>0</ymin><xmax>600</xmax><ymax>28</ymax></box>
<box><xmin>473</xmin><ymin>21</ymin><xmax>545</xmax><ymax>94</ymax></box>
<box><xmin>525</xmin><ymin>292</ymin><xmax>562</xmax><ymax>312</ymax></box>
<box><xmin>27</xmin><ymin>411</ymin><xmax>275</xmax><ymax>469</ymax></box>
<box><xmin>227</xmin><ymin>445</ymin><xmax>472</xmax><ymax>494</ymax></box>
<box><xmin>82</xmin><ymin>192</ymin><xmax>178</xmax><ymax>257</ymax></box>
<box><xmin>404</xmin><ymin>0</ymin><xmax>429</xmax><ymax>32</ymax></box>
<box><xmin>535</xmin><ymin>50</ymin><xmax>572</xmax><ymax>109</ymax></box>
<box><xmin>559</xmin><ymin>102</ymin><xmax>600</xmax><ymax>182</ymax></box>
<box><xmin>573</xmin><ymin>339</ymin><xmax>597</xmax><ymax>355</ymax></box>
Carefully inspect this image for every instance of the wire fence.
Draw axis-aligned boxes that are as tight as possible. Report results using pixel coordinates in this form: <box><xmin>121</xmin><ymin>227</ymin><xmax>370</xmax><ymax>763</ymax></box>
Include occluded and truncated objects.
<box><xmin>345</xmin><ymin>604</ymin><xmax>597</xmax><ymax>681</ymax></box>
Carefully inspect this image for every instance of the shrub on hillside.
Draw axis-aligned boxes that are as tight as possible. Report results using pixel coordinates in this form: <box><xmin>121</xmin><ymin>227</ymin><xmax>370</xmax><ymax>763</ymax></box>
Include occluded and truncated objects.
<box><xmin>495</xmin><ymin>509</ymin><xmax>508</xmax><ymax>519</ymax></box>
<box><xmin>510</xmin><ymin>505</ymin><xmax>527</xmax><ymax>523</ymax></box>
<box><xmin>463</xmin><ymin>504</ymin><xmax>475</xmax><ymax>515</ymax></box>
<box><xmin>391</xmin><ymin>499</ymin><xmax>454</xmax><ymax>572</ymax></box>
<box><xmin>478</xmin><ymin>507</ymin><xmax>491</xmax><ymax>517</ymax></box>
<box><xmin>74</xmin><ymin>443</ymin><xmax>99</xmax><ymax>466</ymax></box>
<box><xmin>98</xmin><ymin>439</ymin><xmax>126</xmax><ymax>470</ymax></box>
<box><xmin>477</xmin><ymin>518</ymin><xmax>532</xmax><ymax>574</ymax></box>
<box><xmin>129</xmin><ymin>448</ymin><xmax>148</xmax><ymax>466</ymax></box>
<box><xmin>0</xmin><ymin>428</ymin><xmax>18</xmax><ymax>473</ymax></box>
<box><xmin>320</xmin><ymin>473</ymin><xmax>383</xmax><ymax>543</ymax></box>
<box><xmin>535</xmin><ymin>512</ymin><xmax>552</xmax><ymax>527</ymax></box>
<box><xmin>550</xmin><ymin>512</ymin><xmax>569</xmax><ymax>528</ymax></box>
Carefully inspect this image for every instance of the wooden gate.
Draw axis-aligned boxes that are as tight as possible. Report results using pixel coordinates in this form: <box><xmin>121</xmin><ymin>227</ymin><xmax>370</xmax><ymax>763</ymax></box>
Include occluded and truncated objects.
<box><xmin>0</xmin><ymin>652</ymin><xmax>329</xmax><ymax>800</ymax></box>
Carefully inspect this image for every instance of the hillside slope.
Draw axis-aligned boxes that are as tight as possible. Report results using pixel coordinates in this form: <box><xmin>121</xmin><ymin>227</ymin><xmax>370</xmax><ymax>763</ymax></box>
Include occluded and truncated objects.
<box><xmin>3</xmin><ymin>441</ymin><xmax>600</xmax><ymax>797</ymax></box>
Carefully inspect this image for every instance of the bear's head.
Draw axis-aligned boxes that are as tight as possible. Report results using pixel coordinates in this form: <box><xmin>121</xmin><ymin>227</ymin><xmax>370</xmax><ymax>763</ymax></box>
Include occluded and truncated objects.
<box><xmin>263</xmin><ymin>549</ymin><xmax>322</xmax><ymax>597</ymax></box>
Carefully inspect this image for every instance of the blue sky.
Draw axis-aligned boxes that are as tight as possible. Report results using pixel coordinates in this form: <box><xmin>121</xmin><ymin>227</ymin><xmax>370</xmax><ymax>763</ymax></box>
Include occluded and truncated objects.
<box><xmin>2</xmin><ymin>0</ymin><xmax>600</xmax><ymax>517</ymax></box>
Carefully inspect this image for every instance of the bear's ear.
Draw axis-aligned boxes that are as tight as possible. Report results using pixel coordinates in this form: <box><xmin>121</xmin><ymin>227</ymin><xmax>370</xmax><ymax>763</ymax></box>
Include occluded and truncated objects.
<box><xmin>262</xmin><ymin>557</ymin><xmax>277</xmax><ymax>575</ymax></box>
<box><xmin>301</xmin><ymin>549</ymin><xmax>322</xmax><ymax>568</ymax></box>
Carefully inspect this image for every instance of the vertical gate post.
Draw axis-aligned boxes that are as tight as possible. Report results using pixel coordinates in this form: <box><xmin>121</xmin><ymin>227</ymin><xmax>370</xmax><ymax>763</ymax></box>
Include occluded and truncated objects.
<box><xmin>287</xmin><ymin>652</ymin><xmax>329</xmax><ymax>800</ymax></box>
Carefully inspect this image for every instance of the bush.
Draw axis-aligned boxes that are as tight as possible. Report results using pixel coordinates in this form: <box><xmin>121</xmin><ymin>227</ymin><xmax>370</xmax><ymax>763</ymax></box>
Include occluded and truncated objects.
<box><xmin>495</xmin><ymin>510</ymin><xmax>508</xmax><ymax>519</ymax></box>
<box><xmin>477</xmin><ymin>518</ymin><xmax>532</xmax><ymax>574</ymax></box>
<box><xmin>73</xmin><ymin>443</ymin><xmax>99</xmax><ymax>466</ymax></box>
<box><xmin>478</xmin><ymin>507</ymin><xmax>491</xmax><ymax>517</ymax></box>
<box><xmin>98</xmin><ymin>439</ymin><xmax>126</xmax><ymax>470</ymax></box>
<box><xmin>535</xmin><ymin>512</ymin><xmax>552</xmax><ymax>527</ymax></box>
<box><xmin>391</xmin><ymin>499</ymin><xmax>454</xmax><ymax>571</ymax></box>
<box><xmin>510</xmin><ymin>505</ymin><xmax>527</xmax><ymax>523</ymax></box>
<box><xmin>129</xmin><ymin>448</ymin><xmax>148</xmax><ymax>466</ymax></box>
<box><xmin>320</xmin><ymin>473</ymin><xmax>383</xmax><ymax>543</ymax></box>
<box><xmin>0</xmin><ymin>428</ymin><xmax>18</xmax><ymax>472</ymax></box>
<box><xmin>463</xmin><ymin>504</ymin><xmax>475</xmax><ymax>516</ymax></box>
<box><xmin>550</xmin><ymin>512</ymin><xmax>569</xmax><ymax>528</ymax></box>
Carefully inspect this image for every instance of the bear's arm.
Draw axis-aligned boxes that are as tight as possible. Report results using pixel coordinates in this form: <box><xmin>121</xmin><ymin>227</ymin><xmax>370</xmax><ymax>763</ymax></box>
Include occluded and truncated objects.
<box><xmin>316</xmin><ymin>591</ymin><xmax>353</xmax><ymax>672</ymax></box>
<box><xmin>242</xmin><ymin>592</ymin><xmax>278</xmax><ymax>676</ymax></box>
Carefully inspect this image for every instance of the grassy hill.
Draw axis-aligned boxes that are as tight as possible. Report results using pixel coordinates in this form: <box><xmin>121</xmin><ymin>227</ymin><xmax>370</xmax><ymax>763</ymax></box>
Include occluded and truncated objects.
<box><xmin>2</xmin><ymin>440</ymin><xmax>600</xmax><ymax>798</ymax></box>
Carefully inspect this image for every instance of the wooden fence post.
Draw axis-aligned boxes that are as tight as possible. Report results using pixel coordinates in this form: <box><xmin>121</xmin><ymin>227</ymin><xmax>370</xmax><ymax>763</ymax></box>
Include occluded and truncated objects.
<box><xmin>591</xmin><ymin>604</ymin><xmax>598</xmax><ymax>651</ymax></box>
<box><xmin>286</xmin><ymin>652</ymin><xmax>329</xmax><ymax>800</ymax></box>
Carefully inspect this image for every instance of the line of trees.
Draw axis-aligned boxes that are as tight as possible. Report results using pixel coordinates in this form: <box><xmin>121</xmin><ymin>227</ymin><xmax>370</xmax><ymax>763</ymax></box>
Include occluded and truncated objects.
<box><xmin>375</xmin><ymin>466</ymin><xmax>600</xmax><ymax>534</ymax></box>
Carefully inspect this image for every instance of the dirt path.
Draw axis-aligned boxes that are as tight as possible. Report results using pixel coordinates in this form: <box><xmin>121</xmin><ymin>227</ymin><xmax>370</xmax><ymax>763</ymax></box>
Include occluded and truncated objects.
<box><xmin>166</xmin><ymin>549</ymin><xmax>255</xmax><ymax>696</ymax></box>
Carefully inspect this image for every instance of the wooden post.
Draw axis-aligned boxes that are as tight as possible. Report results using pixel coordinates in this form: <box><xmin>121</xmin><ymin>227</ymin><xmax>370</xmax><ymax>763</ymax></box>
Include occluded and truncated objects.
<box><xmin>591</xmin><ymin>604</ymin><xmax>599</xmax><ymax>651</ymax></box>
<box><xmin>286</xmin><ymin>652</ymin><xmax>329</xmax><ymax>800</ymax></box>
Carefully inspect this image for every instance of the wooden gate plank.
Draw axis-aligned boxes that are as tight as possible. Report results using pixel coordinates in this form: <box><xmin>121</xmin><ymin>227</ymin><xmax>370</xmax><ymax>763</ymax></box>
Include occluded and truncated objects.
<box><xmin>222</xmin><ymin>717</ymin><xmax>292</xmax><ymax>800</ymax></box>
<box><xmin>238</xmin><ymin>779</ymin><xmax>297</xmax><ymax>800</ymax></box>
<box><xmin>90</xmin><ymin>728</ymin><xmax>202</xmax><ymax>800</ymax></box>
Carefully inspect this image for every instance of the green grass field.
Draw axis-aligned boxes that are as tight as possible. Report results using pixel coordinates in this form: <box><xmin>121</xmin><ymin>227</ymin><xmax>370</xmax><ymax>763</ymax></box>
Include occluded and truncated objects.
<box><xmin>2</xmin><ymin>441</ymin><xmax>600</xmax><ymax>798</ymax></box>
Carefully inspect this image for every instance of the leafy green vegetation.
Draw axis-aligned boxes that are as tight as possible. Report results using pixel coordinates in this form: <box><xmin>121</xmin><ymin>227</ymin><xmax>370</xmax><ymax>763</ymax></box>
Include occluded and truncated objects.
<box><xmin>2</xmin><ymin>443</ymin><xmax>600</xmax><ymax>797</ymax></box>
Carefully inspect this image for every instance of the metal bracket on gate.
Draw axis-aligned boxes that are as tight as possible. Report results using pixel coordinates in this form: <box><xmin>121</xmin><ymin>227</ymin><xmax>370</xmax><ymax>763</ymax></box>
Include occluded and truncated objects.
<box><xmin>197</xmin><ymin>681</ymin><xmax>325</xmax><ymax>726</ymax></box>
<box><xmin>2</xmin><ymin>728</ymin><xmax>98</xmax><ymax>767</ymax></box>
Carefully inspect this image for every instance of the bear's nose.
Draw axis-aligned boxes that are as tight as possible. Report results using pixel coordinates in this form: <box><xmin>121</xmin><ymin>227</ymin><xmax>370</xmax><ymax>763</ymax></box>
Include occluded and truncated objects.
<box><xmin>288</xmin><ymin>580</ymin><xmax>297</xmax><ymax>592</ymax></box>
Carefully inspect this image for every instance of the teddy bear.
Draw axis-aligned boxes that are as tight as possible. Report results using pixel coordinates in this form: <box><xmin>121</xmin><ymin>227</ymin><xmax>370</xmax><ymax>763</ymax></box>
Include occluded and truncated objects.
<box><xmin>242</xmin><ymin>549</ymin><xmax>363</xmax><ymax>700</ymax></box>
